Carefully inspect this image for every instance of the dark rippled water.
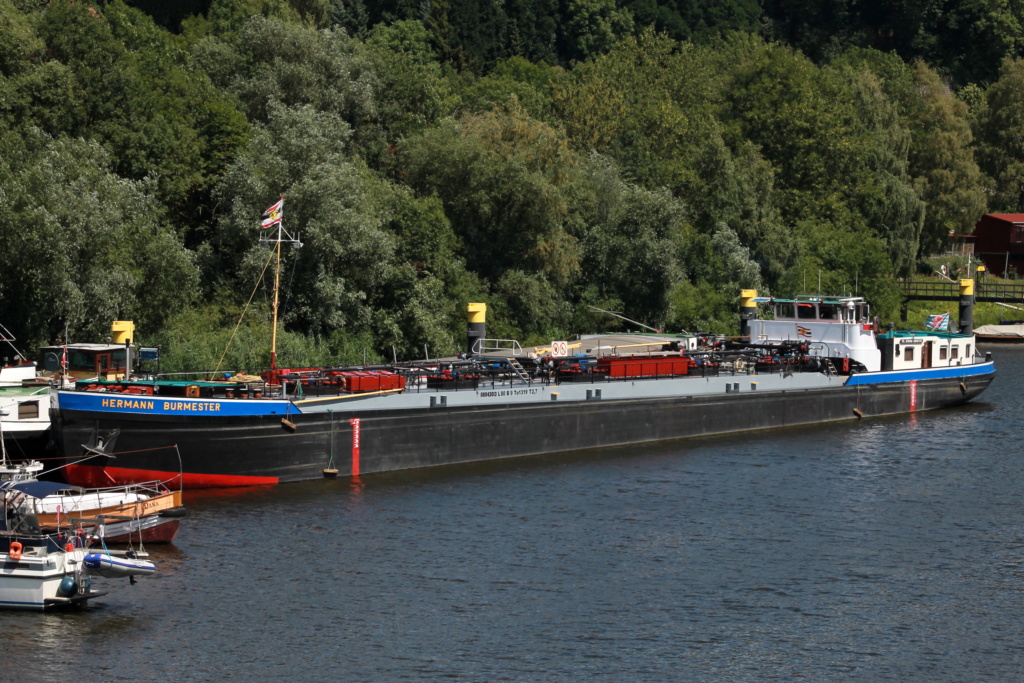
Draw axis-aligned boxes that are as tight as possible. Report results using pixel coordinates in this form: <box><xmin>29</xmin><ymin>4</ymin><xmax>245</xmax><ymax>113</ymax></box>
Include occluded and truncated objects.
<box><xmin>3</xmin><ymin>347</ymin><xmax>1024</xmax><ymax>681</ymax></box>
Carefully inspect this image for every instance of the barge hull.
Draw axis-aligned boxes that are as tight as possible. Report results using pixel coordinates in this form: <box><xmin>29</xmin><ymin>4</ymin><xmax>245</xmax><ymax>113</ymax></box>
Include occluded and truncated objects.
<box><xmin>52</xmin><ymin>372</ymin><xmax>992</xmax><ymax>487</ymax></box>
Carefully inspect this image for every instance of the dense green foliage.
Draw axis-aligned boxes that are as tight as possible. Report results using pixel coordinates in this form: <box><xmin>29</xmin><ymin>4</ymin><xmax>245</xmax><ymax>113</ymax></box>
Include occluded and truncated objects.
<box><xmin>0</xmin><ymin>0</ymin><xmax>1020</xmax><ymax>370</ymax></box>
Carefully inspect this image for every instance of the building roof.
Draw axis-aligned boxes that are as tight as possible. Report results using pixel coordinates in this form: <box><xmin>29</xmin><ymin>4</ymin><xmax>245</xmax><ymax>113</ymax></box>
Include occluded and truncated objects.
<box><xmin>983</xmin><ymin>213</ymin><xmax>1024</xmax><ymax>223</ymax></box>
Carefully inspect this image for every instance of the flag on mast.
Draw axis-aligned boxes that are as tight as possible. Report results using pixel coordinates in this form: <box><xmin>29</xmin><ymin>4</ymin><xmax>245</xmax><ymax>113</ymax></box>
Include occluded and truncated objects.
<box><xmin>925</xmin><ymin>312</ymin><xmax>950</xmax><ymax>331</ymax></box>
<box><xmin>261</xmin><ymin>198</ymin><xmax>283</xmax><ymax>229</ymax></box>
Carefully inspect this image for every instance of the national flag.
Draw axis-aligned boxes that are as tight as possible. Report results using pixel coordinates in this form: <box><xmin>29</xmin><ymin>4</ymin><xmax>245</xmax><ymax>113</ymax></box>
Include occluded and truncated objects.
<box><xmin>260</xmin><ymin>198</ymin><xmax>283</xmax><ymax>229</ymax></box>
<box><xmin>61</xmin><ymin>343</ymin><xmax>67</xmax><ymax>374</ymax></box>
<box><xmin>796</xmin><ymin>325</ymin><xmax>812</xmax><ymax>338</ymax></box>
<box><xmin>925</xmin><ymin>312</ymin><xmax>950</xmax><ymax>331</ymax></box>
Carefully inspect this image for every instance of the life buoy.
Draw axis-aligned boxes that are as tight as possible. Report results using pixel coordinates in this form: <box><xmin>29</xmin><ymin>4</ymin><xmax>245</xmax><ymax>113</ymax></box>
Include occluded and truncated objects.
<box><xmin>8</xmin><ymin>542</ymin><xmax>22</xmax><ymax>560</ymax></box>
<box><xmin>186</xmin><ymin>385</ymin><xmax>200</xmax><ymax>398</ymax></box>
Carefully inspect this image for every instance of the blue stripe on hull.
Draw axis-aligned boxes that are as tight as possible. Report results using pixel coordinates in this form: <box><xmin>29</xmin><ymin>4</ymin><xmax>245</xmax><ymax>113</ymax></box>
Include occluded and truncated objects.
<box><xmin>57</xmin><ymin>391</ymin><xmax>290</xmax><ymax>417</ymax></box>
<box><xmin>844</xmin><ymin>361</ymin><xmax>995</xmax><ymax>386</ymax></box>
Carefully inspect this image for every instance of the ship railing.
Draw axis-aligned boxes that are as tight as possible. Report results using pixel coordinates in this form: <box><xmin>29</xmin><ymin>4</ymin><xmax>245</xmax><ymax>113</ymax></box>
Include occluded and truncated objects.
<box><xmin>471</xmin><ymin>338</ymin><xmax>524</xmax><ymax>355</ymax></box>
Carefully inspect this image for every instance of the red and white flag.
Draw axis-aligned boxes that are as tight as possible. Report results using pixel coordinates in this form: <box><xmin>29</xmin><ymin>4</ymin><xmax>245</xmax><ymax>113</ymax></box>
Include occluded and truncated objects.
<box><xmin>260</xmin><ymin>198</ymin><xmax>283</xmax><ymax>229</ymax></box>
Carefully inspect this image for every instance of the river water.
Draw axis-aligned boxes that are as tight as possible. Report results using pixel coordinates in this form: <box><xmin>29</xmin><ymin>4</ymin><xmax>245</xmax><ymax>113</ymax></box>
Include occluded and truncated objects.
<box><xmin>2</xmin><ymin>346</ymin><xmax>1023</xmax><ymax>681</ymax></box>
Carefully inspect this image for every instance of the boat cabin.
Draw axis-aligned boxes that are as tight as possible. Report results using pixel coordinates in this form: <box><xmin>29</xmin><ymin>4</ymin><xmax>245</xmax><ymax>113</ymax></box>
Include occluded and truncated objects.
<box><xmin>876</xmin><ymin>331</ymin><xmax>975</xmax><ymax>371</ymax></box>
<box><xmin>37</xmin><ymin>344</ymin><xmax>129</xmax><ymax>381</ymax></box>
<box><xmin>750</xmin><ymin>296</ymin><xmax>882</xmax><ymax>372</ymax></box>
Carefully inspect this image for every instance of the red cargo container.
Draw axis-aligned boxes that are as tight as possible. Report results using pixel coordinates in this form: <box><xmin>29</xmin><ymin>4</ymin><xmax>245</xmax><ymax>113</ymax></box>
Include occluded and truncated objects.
<box><xmin>339</xmin><ymin>370</ymin><xmax>406</xmax><ymax>392</ymax></box>
<box><xmin>595</xmin><ymin>355</ymin><xmax>694</xmax><ymax>379</ymax></box>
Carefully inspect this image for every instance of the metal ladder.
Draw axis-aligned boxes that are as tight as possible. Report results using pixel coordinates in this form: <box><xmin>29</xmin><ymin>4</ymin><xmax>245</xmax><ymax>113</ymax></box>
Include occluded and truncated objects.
<box><xmin>506</xmin><ymin>357</ymin><xmax>531</xmax><ymax>384</ymax></box>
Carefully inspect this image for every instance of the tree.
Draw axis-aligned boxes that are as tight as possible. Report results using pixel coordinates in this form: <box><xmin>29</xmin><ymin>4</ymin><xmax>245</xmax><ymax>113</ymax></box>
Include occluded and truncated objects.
<box><xmin>364</xmin><ymin>20</ymin><xmax>458</xmax><ymax>142</ymax></box>
<box><xmin>837</xmin><ymin>50</ymin><xmax>987</xmax><ymax>259</ymax></box>
<box><xmin>570</xmin><ymin>154</ymin><xmax>690</xmax><ymax>329</ymax></box>
<box><xmin>212</xmin><ymin>101</ymin><xmax>467</xmax><ymax>358</ymax></box>
<box><xmin>0</xmin><ymin>129</ymin><xmax>199</xmax><ymax>344</ymax></box>
<box><xmin>975</xmin><ymin>57</ymin><xmax>1024</xmax><ymax>212</ymax></box>
<box><xmin>398</xmin><ymin>106</ymin><xmax>580</xmax><ymax>290</ymax></box>
<box><xmin>906</xmin><ymin>62</ymin><xmax>988</xmax><ymax>256</ymax></box>
<box><xmin>559</xmin><ymin>0</ymin><xmax>635</xmax><ymax>63</ymax></box>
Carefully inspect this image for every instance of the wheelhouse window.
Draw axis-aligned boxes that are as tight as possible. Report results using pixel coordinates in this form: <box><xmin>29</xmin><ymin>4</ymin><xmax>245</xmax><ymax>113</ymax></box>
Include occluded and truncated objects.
<box><xmin>797</xmin><ymin>303</ymin><xmax>816</xmax><ymax>319</ymax></box>
<box><xmin>774</xmin><ymin>303</ymin><xmax>795</xmax><ymax>319</ymax></box>
<box><xmin>818</xmin><ymin>304</ymin><xmax>839</xmax><ymax>320</ymax></box>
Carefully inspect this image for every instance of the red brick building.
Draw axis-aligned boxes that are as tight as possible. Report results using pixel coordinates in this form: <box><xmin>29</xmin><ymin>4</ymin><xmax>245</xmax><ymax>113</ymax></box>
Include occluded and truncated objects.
<box><xmin>973</xmin><ymin>213</ymin><xmax>1024</xmax><ymax>276</ymax></box>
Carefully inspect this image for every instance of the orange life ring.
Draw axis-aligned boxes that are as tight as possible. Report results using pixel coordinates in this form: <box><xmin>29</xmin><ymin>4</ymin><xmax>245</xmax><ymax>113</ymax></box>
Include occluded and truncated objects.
<box><xmin>8</xmin><ymin>541</ymin><xmax>22</xmax><ymax>560</ymax></box>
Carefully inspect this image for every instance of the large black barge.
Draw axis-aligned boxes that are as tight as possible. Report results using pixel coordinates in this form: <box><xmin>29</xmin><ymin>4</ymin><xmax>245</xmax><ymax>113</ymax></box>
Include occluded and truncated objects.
<box><xmin>49</xmin><ymin>292</ymin><xmax>996</xmax><ymax>488</ymax></box>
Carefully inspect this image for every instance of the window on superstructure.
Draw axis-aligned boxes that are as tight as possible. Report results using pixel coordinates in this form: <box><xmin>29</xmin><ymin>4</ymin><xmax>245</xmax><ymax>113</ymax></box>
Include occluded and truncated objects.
<box><xmin>775</xmin><ymin>303</ymin><xmax>795</xmax><ymax>319</ymax></box>
<box><xmin>967</xmin><ymin>344</ymin><xmax>971</xmax><ymax>358</ymax></box>
<box><xmin>939</xmin><ymin>346</ymin><xmax>948</xmax><ymax>360</ymax></box>
<box><xmin>17</xmin><ymin>401</ymin><xmax>37</xmax><ymax>419</ymax></box>
<box><xmin>904</xmin><ymin>346</ymin><xmax>915</xmax><ymax>361</ymax></box>
<box><xmin>951</xmin><ymin>346</ymin><xmax>959</xmax><ymax>359</ymax></box>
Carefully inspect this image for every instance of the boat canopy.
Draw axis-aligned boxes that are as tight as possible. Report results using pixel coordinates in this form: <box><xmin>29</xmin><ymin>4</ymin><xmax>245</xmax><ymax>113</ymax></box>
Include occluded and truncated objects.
<box><xmin>0</xmin><ymin>481</ymin><xmax>83</xmax><ymax>499</ymax></box>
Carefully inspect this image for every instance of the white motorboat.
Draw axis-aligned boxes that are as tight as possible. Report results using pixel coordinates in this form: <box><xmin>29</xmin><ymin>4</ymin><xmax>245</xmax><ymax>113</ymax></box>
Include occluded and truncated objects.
<box><xmin>1</xmin><ymin>487</ymin><xmax>105</xmax><ymax>610</ymax></box>
<box><xmin>0</xmin><ymin>485</ymin><xmax>157</xmax><ymax>610</ymax></box>
<box><xmin>0</xmin><ymin>534</ymin><xmax>106</xmax><ymax>610</ymax></box>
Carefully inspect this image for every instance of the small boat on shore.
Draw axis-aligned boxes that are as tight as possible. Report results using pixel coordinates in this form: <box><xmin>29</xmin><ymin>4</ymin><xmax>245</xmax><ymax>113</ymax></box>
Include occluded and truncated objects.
<box><xmin>974</xmin><ymin>322</ymin><xmax>1024</xmax><ymax>343</ymax></box>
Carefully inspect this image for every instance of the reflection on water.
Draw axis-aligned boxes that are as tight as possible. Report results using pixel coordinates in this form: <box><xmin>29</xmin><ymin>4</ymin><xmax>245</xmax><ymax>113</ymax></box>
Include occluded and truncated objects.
<box><xmin>1</xmin><ymin>346</ymin><xmax>1022</xmax><ymax>681</ymax></box>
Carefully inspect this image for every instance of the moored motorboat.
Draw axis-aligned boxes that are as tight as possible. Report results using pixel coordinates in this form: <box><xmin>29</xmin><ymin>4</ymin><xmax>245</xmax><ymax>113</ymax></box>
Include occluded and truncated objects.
<box><xmin>0</xmin><ymin>486</ymin><xmax>158</xmax><ymax>610</ymax></box>
<box><xmin>0</xmin><ymin>533</ymin><xmax>106</xmax><ymax>610</ymax></box>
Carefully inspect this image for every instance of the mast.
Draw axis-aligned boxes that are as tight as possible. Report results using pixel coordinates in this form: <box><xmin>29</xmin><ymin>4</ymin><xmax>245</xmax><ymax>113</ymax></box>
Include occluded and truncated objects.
<box><xmin>271</xmin><ymin>238</ymin><xmax>281</xmax><ymax>370</ymax></box>
<box><xmin>259</xmin><ymin>196</ymin><xmax>302</xmax><ymax>371</ymax></box>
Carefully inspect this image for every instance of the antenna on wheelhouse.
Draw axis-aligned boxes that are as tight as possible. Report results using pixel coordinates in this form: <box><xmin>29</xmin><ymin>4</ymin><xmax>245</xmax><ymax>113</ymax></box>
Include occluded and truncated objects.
<box><xmin>259</xmin><ymin>196</ymin><xmax>303</xmax><ymax>371</ymax></box>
